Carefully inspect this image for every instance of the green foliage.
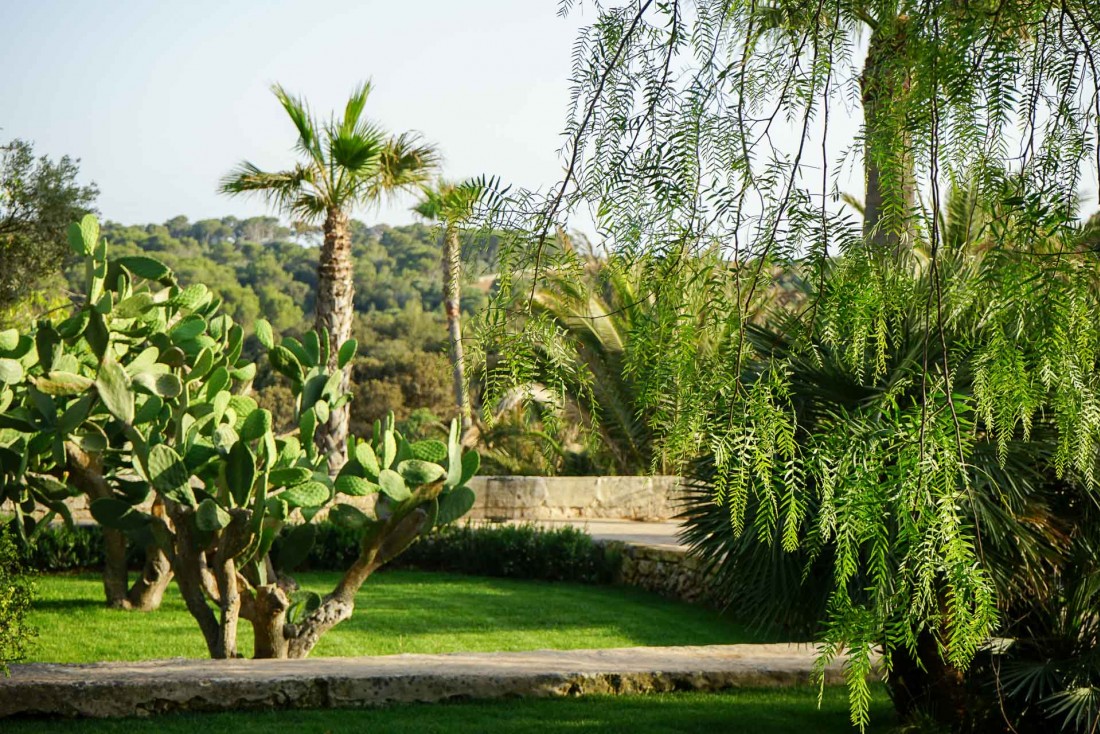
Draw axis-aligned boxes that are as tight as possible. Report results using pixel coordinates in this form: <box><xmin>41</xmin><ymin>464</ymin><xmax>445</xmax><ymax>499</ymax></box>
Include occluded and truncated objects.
<box><xmin>0</xmin><ymin>526</ymin><xmax>35</xmax><ymax>674</ymax></box>
<box><xmin>272</xmin><ymin>521</ymin><xmax>622</xmax><ymax>585</ymax></box>
<box><xmin>476</xmin><ymin>0</ymin><xmax>1100</xmax><ymax>726</ymax></box>
<box><xmin>0</xmin><ymin>138</ymin><xmax>98</xmax><ymax>312</ymax></box>
<box><xmin>12</xmin><ymin>520</ymin><xmax>619</xmax><ymax>587</ymax></box>
<box><xmin>221</xmin><ymin>82</ymin><xmax>439</xmax><ymax>224</ymax></box>
<box><xmin>0</xmin><ymin>215</ymin><xmax>480</xmax><ymax>659</ymax></box>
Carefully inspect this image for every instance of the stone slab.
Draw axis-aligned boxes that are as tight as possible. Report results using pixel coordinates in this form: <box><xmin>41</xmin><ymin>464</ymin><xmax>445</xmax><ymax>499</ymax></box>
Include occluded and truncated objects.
<box><xmin>0</xmin><ymin>644</ymin><xmax>853</xmax><ymax>719</ymax></box>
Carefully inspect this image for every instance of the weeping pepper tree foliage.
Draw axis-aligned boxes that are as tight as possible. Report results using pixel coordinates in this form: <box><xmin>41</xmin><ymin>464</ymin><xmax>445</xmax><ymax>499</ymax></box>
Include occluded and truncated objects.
<box><xmin>0</xmin><ymin>216</ymin><xmax>479</xmax><ymax>659</ymax></box>
<box><xmin>472</xmin><ymin>0</ymin><xmax>1100</xmax><ymax>727</ymax></box>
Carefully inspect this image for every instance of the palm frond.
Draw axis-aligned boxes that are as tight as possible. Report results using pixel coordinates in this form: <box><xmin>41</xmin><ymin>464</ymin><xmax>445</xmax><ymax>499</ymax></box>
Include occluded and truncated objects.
<box><xmin>340</xmin><ymin>79</ymin><xmax>373</xmax><ymax>136</ymax></box>
<box><xmin>271</xmin><ymin>84</ymin><xmax>323</xmax><ymax>163</ymax></box>
<box><xmin>218</xmin><ymin>162</ymin><xmax>322</xmax><ymax>221</ymax></box>
<box><xmin>364</xmin><ymin>132</ymin><xmax>440</xmax><ymax>201</ymax></box>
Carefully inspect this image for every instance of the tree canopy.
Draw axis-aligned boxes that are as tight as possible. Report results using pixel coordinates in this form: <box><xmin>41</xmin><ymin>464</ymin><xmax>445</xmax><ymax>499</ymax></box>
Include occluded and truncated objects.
<box><xmin>0</xmin><ymin>139</ymin><xmax>98</xmax><ymax>311</ymax></box>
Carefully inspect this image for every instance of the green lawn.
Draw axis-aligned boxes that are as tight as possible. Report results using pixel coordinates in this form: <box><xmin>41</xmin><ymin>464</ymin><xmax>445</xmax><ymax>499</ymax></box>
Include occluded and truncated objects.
<box><xmin>3</xmin><ymin>688</ymin><xmax>894</xmax><ymax>733</ymax></box>
<box><xmin>27</xmin><ymin>570</ymin><xmax>777</xmax><ymax>662</ymax></box>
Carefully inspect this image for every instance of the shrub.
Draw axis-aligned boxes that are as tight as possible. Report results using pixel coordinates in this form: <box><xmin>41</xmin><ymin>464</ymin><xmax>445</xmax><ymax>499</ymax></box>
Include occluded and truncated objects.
<box><xmin>25</xmin><ymin>520</ymin><xmax>618</xmax><ymax>586</ymax></box>
<box><xmin>0</xmin><ymin>527</ymin><xmax>35</xmax><ymax>674</ymax></box>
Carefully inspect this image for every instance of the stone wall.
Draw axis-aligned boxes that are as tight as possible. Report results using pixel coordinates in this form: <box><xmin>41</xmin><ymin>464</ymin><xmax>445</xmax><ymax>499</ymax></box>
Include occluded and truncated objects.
<box><xmin>466</xmin><ymin>475</ymin><xmax>683</xmax><ymax>522</ymax></box>
<box><xmin>604</xmin><ymin>541</ymin><xmax>715</xmax><ymax>605</ymax></box>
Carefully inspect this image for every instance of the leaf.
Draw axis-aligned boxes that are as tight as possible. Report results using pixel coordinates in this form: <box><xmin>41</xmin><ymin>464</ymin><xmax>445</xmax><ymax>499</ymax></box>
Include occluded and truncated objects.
<box><xmin>254</xmin><ymin>319</ymin><xmax>275</xmax><ymax>350</ymax></box>
<box><xmin>328</xmin><ymin>503</ymin><xmax>369</xmax><ymax>530</ymax></box>
<box><xmin>277</xmin><ymin>524</ymin><xmax>317</xmax><ymax>571</ymax></box>
<box><xmin>67</xmin><ymin>221</ymin><xmax>89</xmax><ymax>256</ymax></box>
<box><xmin>280</xmin><ymin>480</ymin><xmax>329</xmax><ymax>508</ymax></box>
<box><xmin>459</xmin><ymin>450</ymin><xmax>480</xmax><ymax>487</ymax></box>
<box><xmin>378</xmin><ymin>469</ymin><xmax>410</xmax><ymax>501</ymax></box>
<box><xmin>397</xmin><ymin>459</ymin><xmax>446</xmax><ymax>487</ymax></box>
<box><xmin>170</xmin><ymin>315</ymin><xmax>207</xmax><ymax>343</ymax></box>
<box><xmin>58</xmin><ymin>393</ymin><xmax>94</xmax><ymax>433</ymax></box>
<box><xmin>355</xmin><ymin>441</ymin><xmax>380</xmax><ymax>480</ymax></box>
<box><xmin>334</xmin><ymin>474</ymin><xmax>380</xmax><ymax>497</ymax></box>
<box><xmin>95</xmin><ymin>358</ymin><xmax>134</xmax><ymax>424</ymax></box>
<box><xmin>446</xmin><ymin>419</ymin><xmax>462</xmax><ymax>488</ymax></box>
<box><xmin>337</xmin><ymin>338</ymin><xmax>358</xmax><ymax>369</ymax></box>
<box><xmin>269</xmin><ymin>345</ymin><xmax>303</xmax><ymax>382</ymax></box>
<box><xmin>226</xmin><ymin>441</ymin><xmax>256</xmax><ymax>506</ymax></box>
<box><xmin>79</xmin><ymin>214</ymin><xmax>100</xmax><ymax>254</ymax></box>
<box><xmin>146</xmin><ymin>444</ymin><xmax>195</xmax><ymax>505</ymax></box>
<box><xmin>35</xmin><ymin>371</ymin><xmax>94</xmax><ymax>396</ymax></box>
<box><xmin>0</xmin><ymin>329</ymin><xmax>19</xmax><ymax>352</ymax></box>
<box><xmin>90</xmin><ymin>497</ymin><xmax>149</xmax><ymax>532</ymax></box>
<box><xmin>168</xmin><ymin>283</ymin><xmax>210</xmax><ymax>311</ymax></box>
<box><xmin>117</xmin><ymin>255</ymin><xmax>173</xmax><ymax>284</ymax></box>
<box><xmin>382</xmin><ymin>431</ymin><xmax>397</xmax><ymax>469</ymax></box>
<box><xmin>299</xmin><ymin>408</ymin><xmax>317</xmax><ymax>448</ymax></box>
<box><xmin>410</xmin><ymin>440</ymin><xmax>448</xmax><ymax>463</ymax></box>
<box><xmin>133</xmin><ymin>395</ymin><xmax>164</xmax><ymax>425</ymax></box>
<box><xmin>0</xmin><ymin>358</ymin><xmax>24</xmax><ymax>384</ymax></box>
<box><xmin>270</xmin><ymin>466</ymin><xmax>311</xmax><ymax>488</ymax></box>
<box><xmin>228</xmin><ymin>395</ymin><xmax>258</xmax><ymax>431</ymax></box>
<box><xmin>239</xmin><ymin>408</ymin><xmax>272</xmax><ymax>442</ymax></box>
<box><xmin>195</xmin><ymin>498</ymin><xmax>232</xmax><ymax>531</ymax></box>
<box><xmin>132</xmin><ymin>371</ymin><xmax>182</xmax><ymax>399</ymax></box>
<box><xmin>302</xmin><ymin>331</ymin><xmax>320</xmax><ymax>367</ymax></box>
<box><xmin>436</xmin><ymin>486</ymin><xmax>476</xmax><ymax>526</ymax></box>
<box><xmin>230</xmin><ymin>362</ymin><xmax>257</xmax><ymax>382</ymax></box>
<box><xmin>115</xmin><ymin>292</ymin><xmax>155</xmax><ymax>318</ymax></box>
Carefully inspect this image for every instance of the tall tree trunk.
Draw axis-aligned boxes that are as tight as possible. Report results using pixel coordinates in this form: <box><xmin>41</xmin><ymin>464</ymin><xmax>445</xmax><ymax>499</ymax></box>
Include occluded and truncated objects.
<box><xmin>861</xmin><ymin>16</ymin><xmax>915</xmax><ymax>251</ymax></box>
<box><xmin>442</xmin><ymin>225</ymin><xmax>472</xmax><ymax>432</ymax></box>
<box><xmin>314</xmin><ymin>207</ymin><xmax>354</xmax><ymax>471</ymax></box>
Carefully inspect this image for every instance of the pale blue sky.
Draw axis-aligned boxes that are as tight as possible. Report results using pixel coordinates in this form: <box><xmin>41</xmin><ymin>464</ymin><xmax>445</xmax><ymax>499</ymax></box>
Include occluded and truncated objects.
<box><xmin>0</xmin><ymin>0</ymin><xmax>589</xmax><ymax>226</ymax></box>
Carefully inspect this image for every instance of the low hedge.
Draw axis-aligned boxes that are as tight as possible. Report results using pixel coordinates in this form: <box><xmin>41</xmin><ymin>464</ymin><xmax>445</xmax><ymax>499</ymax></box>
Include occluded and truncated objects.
<box><xmin>15</xmin><ymin>521</ymin><xmax>620</xmax><ymax>585</ymax></box>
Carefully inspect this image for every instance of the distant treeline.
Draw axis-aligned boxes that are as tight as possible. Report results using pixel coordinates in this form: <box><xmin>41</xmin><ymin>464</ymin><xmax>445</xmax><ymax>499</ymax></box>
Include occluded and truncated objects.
<box><xmin>60</xmin><ymin>215</ymin><xmax>500</xmax><ymax>438</ymax></box>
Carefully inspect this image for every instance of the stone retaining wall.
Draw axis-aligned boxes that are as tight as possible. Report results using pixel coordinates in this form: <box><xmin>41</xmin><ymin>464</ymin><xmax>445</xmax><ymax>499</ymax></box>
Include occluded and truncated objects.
<box><xmin>467</xmin><ymin>475</ymin><xmax>683</xmax><ymax>522</ymax></box>
<box><xmin>605</xmin><ymin>541</ymin><xmax>715</xmax><ymax>605</ymax></box>
<box><xmin>46</xmin><ymin>475</ymin><xmax>684</xmax><ymax>525</ymax></box>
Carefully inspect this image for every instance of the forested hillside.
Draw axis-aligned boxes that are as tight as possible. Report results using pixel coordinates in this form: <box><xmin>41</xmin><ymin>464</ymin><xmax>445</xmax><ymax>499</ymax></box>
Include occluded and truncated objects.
<box><xmin>62</xmin><ymin>215</ymin><xmax>497</xmax><ymax>439</ymax></box>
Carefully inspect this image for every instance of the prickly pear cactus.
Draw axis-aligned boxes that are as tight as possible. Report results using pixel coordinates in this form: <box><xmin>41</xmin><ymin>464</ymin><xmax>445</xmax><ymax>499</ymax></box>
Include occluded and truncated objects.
<box><xmin>0</xmin><ymin>215</ymin><xmax>480</xmax><ymax>657</ymax></box>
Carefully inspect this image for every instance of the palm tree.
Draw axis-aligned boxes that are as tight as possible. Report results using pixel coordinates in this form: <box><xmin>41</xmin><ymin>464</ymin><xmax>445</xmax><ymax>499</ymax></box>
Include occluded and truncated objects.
<box><xmin>412</xmin><ymin>179</ymin><xmax>483</xmax><ymax>435</ymax></box>
<box><xmin>221</xmin><ymin>82</ymin><xmax>439</xmax><ymax>468</ymax></box>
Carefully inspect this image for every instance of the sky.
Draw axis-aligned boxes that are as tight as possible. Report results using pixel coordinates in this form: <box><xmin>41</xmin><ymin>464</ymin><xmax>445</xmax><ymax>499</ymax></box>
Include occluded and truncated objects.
<box><xmin>0</xmin><ymin>0</ymin><xmax>592</xmax><ymax>227</ymax></box>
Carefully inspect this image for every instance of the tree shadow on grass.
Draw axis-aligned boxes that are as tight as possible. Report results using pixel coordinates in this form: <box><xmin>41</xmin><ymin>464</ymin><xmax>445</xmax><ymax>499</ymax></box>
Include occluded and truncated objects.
<box><xmin>0</xmin><ymin>688</ymin><xmax>895</xmax><ymax>734</ymax></box>
<box><xmin>29</xmin><ymin>598</ymin><xmax>104</xmax><ymax>612</ymax></box>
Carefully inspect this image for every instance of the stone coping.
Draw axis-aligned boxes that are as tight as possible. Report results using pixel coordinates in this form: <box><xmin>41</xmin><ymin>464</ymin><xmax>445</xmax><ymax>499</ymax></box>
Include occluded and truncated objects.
<box><xmin>1</xmin><ymin>644</ymin><xmax>859</xmax><ymax>719</ymax></box>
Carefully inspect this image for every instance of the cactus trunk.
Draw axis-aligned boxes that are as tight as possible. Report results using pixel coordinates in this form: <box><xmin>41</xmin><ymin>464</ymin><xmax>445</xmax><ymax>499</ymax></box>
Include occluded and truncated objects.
<box><xmin>442</xmin><ymin>226</ymin><xmax>472</xmax><ymax>433</ymax></box>
<box><xmin>314</xmin><ymin>207</ymin><xmax>354</xmax><ymax>471</ymax></box>
<box><xmin>65</xmin><ymin>443</ymin><xmax>172</xmax><ymax>610</ymax></box>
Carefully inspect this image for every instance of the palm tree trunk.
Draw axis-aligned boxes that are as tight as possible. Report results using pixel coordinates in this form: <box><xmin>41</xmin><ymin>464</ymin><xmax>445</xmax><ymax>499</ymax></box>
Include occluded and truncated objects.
<box><xmin>314</xmin><ymin>207</ymin><xmax>354</xmax><ymax>471</ymax></box>
<box><xmin>861</xmin><ymin>17</ymin><xmax>915</xmax><ymax>251</ymax></box>
<box><xmin>442</xmin><ymin>226</ymin><xmax>472</xmax><ymax>432</ymax></box>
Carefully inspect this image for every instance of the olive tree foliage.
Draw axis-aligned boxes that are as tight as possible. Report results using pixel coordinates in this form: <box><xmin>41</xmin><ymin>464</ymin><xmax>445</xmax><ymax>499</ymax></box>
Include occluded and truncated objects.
<box><xmin>0</xmin><ymin>216</ymin><xmax>478</xmax><ymax>658</ymax></box>
<box><xmin>0</xmin><ymin>138</ymin><xmax>98</xmax><ymax>312</ymax></box>
<box><xmin>473</xmin><ymin>0</ymin><xmax>1100</xmax><ymax>726</ymax></box>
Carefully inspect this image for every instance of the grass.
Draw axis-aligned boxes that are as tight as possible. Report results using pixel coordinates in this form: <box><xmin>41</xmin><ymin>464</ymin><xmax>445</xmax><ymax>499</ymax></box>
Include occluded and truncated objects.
<box><xmin>27</xmin><ymin>569</ymin><xmax>776</xmax><ymax>662</ymax></box>
<box><xmin>3</xmin><ymin>687</ymin><xmax>895</xmax><ymax>733</ymax></box>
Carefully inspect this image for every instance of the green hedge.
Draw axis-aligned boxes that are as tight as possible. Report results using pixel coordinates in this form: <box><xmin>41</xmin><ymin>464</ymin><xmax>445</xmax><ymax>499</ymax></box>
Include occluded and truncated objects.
<box><xmin>15</xmin><ymin>521</ymin><xmax>620</xmax><ymax>585</ymax></box>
